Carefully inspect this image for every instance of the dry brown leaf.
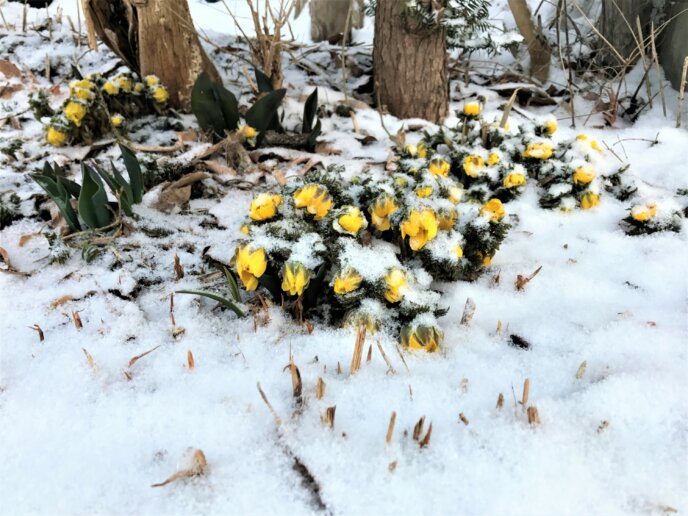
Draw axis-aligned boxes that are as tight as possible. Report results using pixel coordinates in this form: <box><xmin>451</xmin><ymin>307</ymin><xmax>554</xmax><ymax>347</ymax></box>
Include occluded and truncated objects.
<box><xmin>151</xmin><ymin>449</ymin><xmax>207</xmax><ymax>488</ymax></box>
<box><xmin>30</xmin><ymin>324</ymin><xmax>44</xmax><ymax>342</ymax></box>
<box><xmin>575</xmin><ymin>360</ymin><xmax>587</xmax><ymax>380</ymax></box>
<box><xmin>515</xmin><ymin>265</ymin><xmax>543</xmax><ymax>291</ymax></box>
<box><xmin>0</xmin><ymin>246</ymin><xmax>29</xmax><ymax>276</ymax></box>
<box><xmin>187</xmin><ymin>350</ymin><xmax>195</xmax><ymax>370</ymax></box>
<box><xmin>176</xmin><ymin>129</ymin><xmax>200</xmax><ymax>144</ymax></box>
<box><xmin>314</xmin><ymin>142</ymin><xmax>342</xmax><ymax>155</ymax></box>
<box><xmin>0</xmin><ymin>82</ymin><xmax>22</xmax><ymax>100</ymax></box>
<box><xmin>204</xmin><ymin>159</ymin><xmax>236</xmax><ymax>176</ymax></box>
<box><xmin>320</xmin><ymin>405</ymin><xmax>336</xmax><ymax>429</ymax></box>
<box><xmin>173</xmin><ymin>254</ymin><xmax>184</xmax><ymax>280</ymax></box>
<box><xmin>0</xmin><ymin>60</ymin><xmax>22</xmax><ymax>79</ymax></box>
<box><xmin>128</xmin><ymin>345</ymin><xmax>162</xmax><ymax>368</ymax></box>
<box><xmin>18</xmin><ymin>233</ymin><xmax>39</xmax><ymax>247</ymax></box>
<box><xmin>72</xmin><ymin>311</ymin><xmax>83</xmax><ymax>330</ymax></box>
<box><xmin>50</xmin><ymin>295</ymin><xmax>75</xmax><ymax>309</ymax></box>
<box><xmin>82</xmin><ymin>348</ymin><xmax>97</xmax><ymax>372</ymax></box>
<box><xmin>315</xmin><ymin>377</ymin><xmax>325</xmax><ymax>400</ymax></box>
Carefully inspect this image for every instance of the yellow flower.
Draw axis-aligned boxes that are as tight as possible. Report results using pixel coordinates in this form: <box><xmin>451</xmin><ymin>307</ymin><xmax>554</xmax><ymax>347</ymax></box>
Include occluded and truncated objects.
<box><xmin>116</xmin><ymin>76</ymin><xmax>132</xmax><ymax>93</ymax></box>
<box><xmin>573</xmin><ymin>165</ymin><xmax>595</xmax><ymax>185</ymax></box>
<box><xmin>344</xmin><ymin>310</ymin><xmax>378</xmax><ymax>334</ymax></box>
<box><xmin>241</xmin><ymin>125</ymin><xmax>258</xmax><ymax>139</ymax></box>
<box><xmin>417</xmin><ymin>143</ymin><xmax>427</xmax><ymax>159</ymax></box>
<box><xmin>281</xmin><ymin>262</ymin><xmax>311</xmax><ymax>296</ymax></box>
<box><xmin>153</xmin><ymin>86</ymin><xmax>169</xmax><ymax>104</ymax></box>
<box><xmin>453</xmin><ymin>245</ymin><xmax>463</xmax><ymax>258</ymax></box>
<box><xmin>240</xmin><ymin>224</ymin><xmax>250</xmax><ymax>235</ymax></box>
<box><xmin>482</xmin><ymin>254</ymin><xmax>493</xmax><ymax>266</ymax></box>
<box><xmin>394</xmin><ymin>175</ymin><xmax>408</xmax><ymax>188</ymax></box>
<box><xmin>438</xmin><ymin>208</ymin><xmax>457</xmax><ymax>230</ymax></box>
<box><xmin>46</xmin><ymin>126</ymin><xmax>67</xmax><ymax>146</ymax></box>
<box><xmin>145</xmin><ymin>75</ymin><xmax>160</xmax><ymax>86</ymax></box>
<box><xmin>447</xmin><ymin>186</ymin><xmax>463</xmax><ymax>204</ymax></box>
<box><xmin>400</xmin><ymin>208</ymin><xmax>438</xmax><ymax>251</ymax></box>
<box><xmin>249</xmin><ymin>193</ymin><xmax>281</xmax><ymax>221</ymax></box>
<box><xmin>233</xmin><ymin>245</ymin><xmax>267</xmax><ymax>291</ymax></box>
<box><xmin>401</xmin><ymin>324</ymin><xmax>443</xmax><ymax>353</ymax></box>
<box><xmin>64</xmin><ymin>101</ymin><xmax>87</xmax><ymax>127</ymax></box>
<box><xmin>480</xmin><ymin>198</ymin><xmax>506</xmax><ymax>222</ymax></box>
<box><xmin>503</xmin><ymin>172</ymin><xmax>526</xmax><ymax>189</ymax></box>
<box><xmin>631</xmin><ymin>203</ymin><xmax>656</xmax><ymax>222</ymax></box>
<box><xmin>543</xmin><ymin>119</ymin><xmax>558</xmax><ymax>135</ymax></box>
<box><xmin>384</xmin><ymin>268</ymin><xmax>407</xmax><ymax>303</ymax></box>
<box><xmin>369</xmin><ymin>194</ymin><xmax>398</xmax><ymax>231</ymax></box>
<box><xmin>293</xmin><ymin>184</ymin><xmax>333</xmax><ymax>220</ymax></box>
<box><xmin>333</xmin><ymin>268</ymin><xmax>363</xmax><ymax>295</ymax></box>
<box><xmin>415</xmin><ymin>186</ymin><xmax>433</xmax><ymax>198</ymax></box>
<box><xmin>110</xmin><ymin>114</ymin><xmax>124</xmax><ymax>127</ymax></box>
<box><xmin>522</xmin><ymin>141</ymin><xmax>553</xmax><ymax>159</ymax></box>
<box><xmin>463</xmin><ymin>102</ymin><xmax>481</xmax><ymax>117</ymax></box>
<box><xmin>70</xmin><ymin>79</ymin><xmax>94</xmax><ymax>91</ymax></box>
<box><xmin>403</xmin><ymin>143</ymin><xmax>418</xmax><ymax>157</ymax></box>
<box><xmin>580</xmin><ymin>192</ymin><xmax>600</xmax><ymax>209</ymax></box>
<box><xmin>462</xmin><ymin>155</ymin><xmax>485</xmax><ymax>178</ymax></box>
<box><xmin>134</xmin><ymin>82</ymin><xmax>145</xmax><ymax>93</ymax></box>
<box><xmin>102</xmin><ymin>81</ymin><xmax>119</xmax><ymax>95</ymax></box>
<box><xmin>428</xmin><ymin>157</ymin><xmax>450</xmax><ymax>177</ymax></box>
<box><xmin>487</xmin><ymin>152</ymin><xmax>500</xmax><ymax>166</ymax></box>
<box><xmin>336</xmin><ymin>205</ymin><xmax>367</xmax><ymax>236</ymax></box>
<box><xmin>576</xmin><ymin>134</ymin><xmax>602</xmax><ymax>152</ymax></box>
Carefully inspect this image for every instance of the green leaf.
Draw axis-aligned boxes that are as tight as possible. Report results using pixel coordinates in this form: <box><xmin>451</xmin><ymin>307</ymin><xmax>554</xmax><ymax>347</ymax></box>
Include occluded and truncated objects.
<box><xmin>78</xmin><ymin>164</ymin><xmax>112</xmax><ymax>229</ymax></box>
<box><xmin>212</xmin><ymin>81</ymin><xmax>240</xmax><ymax>132</ymax></box>
<box><xmin>307</xmin><ymin>119</ymin><xmax>322</xmax><ymax>148</ymax></box>
<box><xmin>303</xmin><ymin>262</ymin><xmax>328</xmax><ymax>310</ymax></box>
<box><xmin>119</xmin><ymin>144</ymin><xmax>143</xmax><ymax>204</ymax></box>
<box><xmin>31</xmin><ymin>173</ymin><xmax>81</xmax><ymax>232</ymax></box>
<box><xmin>245</xmin><ymin>89</ymin><xmax>286</xmax><ymax>141</ymax></box>
<box><xmin>223</xmin><ymin>267</ymin><xmax>242</xmax><ymax>302</ymax></box>
<box><xmin>191</xmin><ymin>71</ymin><xmax>227</xmax><ymax>138</ymax></box>
<box><xmin>176</xmin><ymin>289</ymin><xmax>247</xmax><ymax>318</ymax></box>
<box><xmin>92</xmin><ymin>162</ymin><xmax>133</xmax><ymax>217</ymax></box>
<box><xmin>302</xmin><ymin>88</ymin><xmax>318</xmax><ymax>134</ymax></box>
<box><xmin>254</xmin><ymin>68</ymin><xmax>274</xmax><ymax>93</ymax></box>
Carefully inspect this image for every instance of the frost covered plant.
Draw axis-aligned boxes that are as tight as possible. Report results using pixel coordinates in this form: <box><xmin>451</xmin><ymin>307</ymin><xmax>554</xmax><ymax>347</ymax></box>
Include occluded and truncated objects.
<box><xmin>414</xmin><ymin>104</ymin><xmax>629</xmax><ymax>211</ymax></box>
<box><xmin>228</xmin><ymin>164</ymin><xmax>511</xmax><ymax>351</ymax></box>
<box><xmin>619</xmin><ymin>202</ymin><xmax>683</xmax><ymax>236</ymax></box>
<box><xmin>46</xmin><ymin>72</ymin><xmax>169</xmax><ymax>147</ymax></box>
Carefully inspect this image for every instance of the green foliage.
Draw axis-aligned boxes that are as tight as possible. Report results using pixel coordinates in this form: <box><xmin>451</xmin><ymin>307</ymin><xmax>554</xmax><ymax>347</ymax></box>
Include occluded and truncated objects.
<box><xmin>78</xmin><ymin>164</ymin><xmax>113</xmax><ymax>230</ymax></box>
<box><xmin>32</xmin><ymin>162</ymin><xmax>82</xmax><ymax>232</ymax></box>
<box><xmin>177</xmin><ymin>267</ymin><xmax>247</xmax><ymax>318</ymax></box>
<box><xmin>245</xmin><ymin>88</ymin><xmax>287</xmax><ymax>139</ymax></box>
<box><xmin>191</xmin><ymin>71</ymin><xmax>240</xmax><ymax>138</ymax></box>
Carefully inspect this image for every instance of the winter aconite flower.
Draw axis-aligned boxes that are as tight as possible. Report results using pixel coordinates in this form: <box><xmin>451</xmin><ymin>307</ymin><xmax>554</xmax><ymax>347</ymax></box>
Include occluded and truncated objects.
<box><xmin>401</xmin><ymin>324</ymin><xmax>443</xmax><ymax>352</ymax></box>
<box><xmin>463</xmin><ymin>102</ymin><xmax>481</xmax><ymax>117</ymax></box>
<box><xmin>281</xmin><ymin>262</ymin><xmax>311</xmax><ymax>296</ymax></box>
<box><xmin>428</xmin><ymin>158</ymin><xmax>450</xmax><ymax>177</ymax></box>
<box><xmin>64</xmin><ymin>101</ymin><xmax>87</xmax><ymax>127</ymax></box>
<box><xmin>384</xmin><ymin>268</ymin><xmax>407</xmax><ymax>303</ymax></box>
<box><xmin>134</xmin><ymin>82</ymin><xmax>145</xmax><ymax>94</ymax></box>
<box><xmin>453</xmin><ymin>245</ymin><xmax>464</xmax><ymax>258</ymax></box>
<box><xmin>153</xmin><ymin>86</ymin><xmax>169</xmax><ymax>104</ymax></box>
<box><xmin>70</xmin><ymin>79</ymin><xmax>95</xmax><ymax>100</ymax></box>
<box><xmin>503</xmin><ymin>172</ymin><xmax>526</xmax><ymax>189</ymax></box>
<box><xmin>145</xmin><ymin>75</ymin><xmax>160</xmax><ymax>86</ymax></box>
<box><xmin>240</xmin><ymin>224</ymin><xmax>250</xmax><ymax>235</ymax></box>
<box><xmin>115</xmin><ymin>76</ymin><xmax>132</xmax><ymax>93</ymax></box>
<box><xmin>438</xmin><ymin>208</ymin><xmax>457</xmax><ymax>230</ymax></box>
<box><xmin>240</xmin><ymin>125</ymin><xmax>258</xmax><ymax>139</ymax></box>
<box><xmin>415</xmin><ymin>186</ymin><xmax>433</xmax><ymax>198</ymax></box>
<box><xmin>522</xmin><ymin>141</ymin><xmax>553</xmax><ymax>159</ymax></box>
<box><xmin>576</xmin><ymin>134</ymin><xmax>602</xmax><ymax>152</ymax></box>
<box><xmin>463</xmin><ymin>155</ymin><xmax>485</xmax><ymax>178</ymax></box>
<box><xmin>401</xmin><ymin>209</ymin><xmax>438</xmax><ymax>251</ymax></box>
<box><xmin>543</xmin><ymin>119</ymin><xmax>558</xmax><ymax>135</ymax></box>
<box><xmin>333</xmin><ymin>268</ymin><xmax>363</xmax><ymax>295</ymax></box>
<box><xmin>480</xmin><ymin>198</ymin><xmax>506</xmax><ymax>222</ymax></box>
<box><xmin>580</xmin><ymin>192</ymin><xmax>600</xmax><ymax>209</ymax></box>
<box><xmin>46</xmin><ymin>126</ymin><xmax>67</xmax><ymax>146</ymax></box>
<box><xmin>573</xmin><ymin>165</ymin><xmax>595</xmax><ymax>185</ymax></box>
<box><xmin>233</xmin><ymin>245</ymin><xmax>267</xmax><ymax>291</ymax></box>
<box><xmin>447</xmin><ymin>186</ymin><xmax>463</xmax><ymax>204</ymax></box>
<box><xmin>110</xmin><ymin>114</ymin><xmax>124</xmax><ymax>128</ymax></box>
<box><xmin>403</xmin><ymin>143</ymin><xmax>426</xmax><ymax>158</ymax></box>
<box><xmin>631</xmin><ymin>203</ymin><xmax>657</xmax><ymax>222</ymax></box>
<box><xmin>249</xmin><ymin>193</ymin><xmax>281</xmax><ymax>221</ymax></box>
<box><xmin>102</xmin><ymin>81</ymin><xmax>119</xmax><ymax>95</ymax></box>
<box><xmin>487</xmin><ymin>152</ymin><xmax>501</xmax><ymax>166</ymax></box>
<box><xmin>293</xmin><ymin>184</ymin><xmax>333</xmax><ymax>220</ymax></box>
<box><xmin>369</xmin><ymin>194</ymin><xmax>398</xmax><ymax>231</ymax></box>
<box><xmin>335</xmin><ymin>206</ymin><xmax>367</xmax><ymax>236</ymax></box>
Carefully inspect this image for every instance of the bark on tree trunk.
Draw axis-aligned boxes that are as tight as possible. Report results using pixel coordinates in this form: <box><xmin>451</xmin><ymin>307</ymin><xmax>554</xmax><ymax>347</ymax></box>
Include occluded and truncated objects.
<box><xmin>597</xmin><ymin>0</ymin><xmax>653</xmax><ymax>66</ymax></box>
<box><xmin>373</xmin><ymin>0</ymin><xmax>448</xmax><ymax>123</ymax></box>
<box><xmin>507</xmin><ymin>0</ymin><xmax>550</xmax><ymax>83</ymax></box>
<box><xmin>82</xmin><ymin>0</ymin><xmax>220</xmax><ymax>111</ymax></box>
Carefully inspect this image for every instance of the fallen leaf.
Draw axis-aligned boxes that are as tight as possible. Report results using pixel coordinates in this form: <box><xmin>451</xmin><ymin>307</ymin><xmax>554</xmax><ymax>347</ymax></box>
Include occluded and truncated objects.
<box><xmin>0</xmin><ymin>60</ymin><xmax>21</xmax><ymax>79</ymax></box>
<box><xmin>151</xmin><ymin>449</ymin><xmax>207</xmax><ymax>488</ymax></box>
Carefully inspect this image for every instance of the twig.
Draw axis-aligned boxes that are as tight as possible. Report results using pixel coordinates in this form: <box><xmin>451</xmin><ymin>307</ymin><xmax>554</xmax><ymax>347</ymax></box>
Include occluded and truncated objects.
<box><xmin>677</xmin><ymin>57</ymin><xmax>688</xmax><ymax>129</ymax></box>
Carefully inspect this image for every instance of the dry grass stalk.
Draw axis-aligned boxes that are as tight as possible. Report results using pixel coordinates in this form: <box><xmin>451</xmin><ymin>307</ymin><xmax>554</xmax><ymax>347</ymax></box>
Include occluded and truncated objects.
<box><xmin>649</xmin><ymin>22</ymin><xmax>667</xmax><ymax>117</ymax></box>
<box><xmin>349</xmin><ymin>325</ymin><xmax>366</xmax><ymax>375</ymax></box>
<box><xmin>496</xmin><ymin>392</ymin><xmax>505</xmax><ymax>410</ymax></box>
<box><xmin>460</xmin><ymin>297</ymin><xmax>477</xmax><ymax>326</ymax></box>
<box><xmin>337</xmin><ymin>361</ymin><xmax>342</xmax><ymax>375</ymax></box>
<box><xmin>257</xmin><ymin>382</ymin><xmax>282</xmax><ymax>426</ymax></box>
<box><xmin>388</xmin><ymin>461</ymin><xmax>397</xmax><ymax>472</ymax></box>
<box><xmin>499</xmin><ymin>88</ymin><xmax>520</xmax><ymax>129</ymax></box>
<box><xmin>82</xmin><ymin>348</ymin><xmax>97</xmax><ymax>372</ymax></box>
<box><xmin>677</xmin><ymin>57</ymin><xmax>688</xmax><ymax>129</ymax></box>
<box><xmin>496</xmin><ymin>320</ymin><xmax>502</xmax><ymax>335</ymax></box>
<box><xmin>128</xmin><ymin>345</ymin><xmax>161</xmax><ymax>368</ymax></box>
<box><xmin>50</xmin><ymin>295</ymin><xmax>75</xmax><ymax>308</ymax></box>
<box><xmin>459</xmin><ymin>413</ymin><xmax>469</xmax><ymax>426</ymax></box>
<box><xmin>366</xmin><ymin>344</ymin><xmax>372</xmax><ymax>363</ymax></box>
<box><xmin>515</xmin><ymin>265</ymin><xmax>542</xmax><ymax>291</ymax></box>
<box><xmin>419</xmin><ymin>423</ymin><xmax>433</xmax><ymax>448</ymax></box>
<box><xmin>597</xmin><ymin>420</ymin><xmax>609</xmax><ymax>433</ymax></box>
<box><xmin>173</xmin><ymin>254</ymin><xmax>184</xmax><ymax>280</ymax></box>
<box><xmin>286</xmin><ymin>358</ymin><xmax>303</xmax><ymax>402</ymax></box>
<box><xmin>386</xmin><ymin>411</ymin><xmax>397</xmax><ymax>444</ymax></box>
<box><xmin>30</xmin><ymin>324</ymin><xmax>44</xmax><ymax>342</ymax></box>
<box><xmin>375</xmin><ymin>339</ymin><xmax>397</xmax><ymax>375</ymax></box>
<box><xmin>321</xmin><ymin>405</ymin><xmax>336</xmax><ymax>429</ymax></box>
<box><xmin>527</xmin><ymin>406</ymin><xmax>540</xmax><ymax>425</ymax></box>
<box><xmin>575</xmin><ymin>360</ymin><xmax>587</xmax><ymax>379</ymax></box>
<box><xmin>396</xmin><ymin>345</ymin><xmax>411</xmax><ymax>373</ymax></box>
<box><xmin>187</xmin><ymin>350</ymin><xmax>195</xmax><ymax>370</ymax></box>
<box><xmin>170</xmin><ymin>293</ymin><xmax>176</xmax><ymax>327</ymax></box>
<box><xmin>521</xmin><ymin>378</ymin><xmax>530</xmax><ymax>406</ymax></box>
<box><xmin>151</xmin><ymin>449</ymin><xmax>207</xmax><ymax>488</ymax></box>
<box><xmin>413</xmin><ymin>416</ymin><xmax>425</xmax><ymax>441</ymax></box>
<box><xmin>72</xmin><ymin>310</ymin><xmax>83</xmax><ymax>330</ymax></box>
<box><xmin>315</xmin><ymin>376</ymin><xmax>325</xmax><ymax>400</ymax></box>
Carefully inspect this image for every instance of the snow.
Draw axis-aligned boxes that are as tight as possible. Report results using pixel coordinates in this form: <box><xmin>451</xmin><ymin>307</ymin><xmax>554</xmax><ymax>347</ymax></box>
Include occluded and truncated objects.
<box><xmin>1</xmin><ymin>2</ymin><xmax>687</xmax><ymax>515</ymax></box>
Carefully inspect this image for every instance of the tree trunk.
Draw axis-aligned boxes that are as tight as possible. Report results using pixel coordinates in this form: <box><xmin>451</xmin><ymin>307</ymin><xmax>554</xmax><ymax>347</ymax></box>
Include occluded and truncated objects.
<box><xmin>306</xmin><ymin>0</ymin><xmax>365</xmax><ymax>43</ymax></box>
<box><xmin>597</xmin><ymin>0</ymin><xmax>653</xmax><ymax>66</ymax></box>
<box><xmin>373</xmin><ymin>0</ymin><xmax>448</xmax><ymax>123</ymax></box>
<box><xmin>82</xmin><ymin>0</ymin><xmax>220</xmax><ymax>111</ymax></box>
<box><xmin>507</xmin><ymin>0</ymin><xmax>550</xmax><ymax>83</ymax></box>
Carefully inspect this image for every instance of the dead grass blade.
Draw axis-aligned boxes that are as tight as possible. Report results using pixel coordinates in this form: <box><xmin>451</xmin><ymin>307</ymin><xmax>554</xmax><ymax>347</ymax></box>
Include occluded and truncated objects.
<box><xmin>187</xmin><ymin>350</ymin><xmax>195</xmax><ymax>370</ymax></box>
<box><xmin>386</xmin><ymin>411</ymin><xmax>397</xmax><ymax>444</ymax></box>
<box><xmin>174</xmin><ymin>254</ymin><xmax>184</xmax><ymax>280</ymax></box>
<box><xmin>315</xmin><ymin>377</ymin><xmax>325</xmax><ymax>400</ymax></box>
<box><xmin>151</xmin><ymin>449</ymin><xmax>207</xmax><ymax>488</ymax></box>
<box><xmin>515</xmin><ymin>265</ymin><xmax>542</xmax><ymax>291</ymax></box>
<box><xmin>30</xmin><ymin>324</ymin><xmax>44</xmax><ymax>342</ymax></box>
<box><xmin>72</xmin><ymin>311</ymin><xmax>83</xmax><ymax>330</ymax></box>
<box><xmin>527</xmin><ymin>406</ymin><xmax>540</xmax><ymax>426</ymax></box>
<box><xmin>320</xmin><ymin>405</ymin><xmax>336</xmax><ymax>429</ymax></box>
<box><xmin>521</xmin><ymin>378</ymin><xmax>530</xmax><ymax>407</ymax></box>
<box><xmin>460</xmin><ymin>297</ymin><xmax>477</xmax><ymax>326</ymax></box>
<box><xmin>575</xmin><ymin>360</ymin><xmax>587</xmax><ymax>379</ymax></box>
<box><xmin>349</xmin><ymin>325</ymin><xmax>366</xmax><ymax>375</ymax></box>
<box><xmin>375</xmin><ymin>339</ymin><xmax>397</xmax><ymax>375</ymax></box>
<box><xmin>496</xmin><ymin>392</ymin><xmax>505</xmax><ymax>410</ymax></box>
<box><xmin>128</xmin><ymin>346</ymin><xmax>163</xmax><ymax>369</ymax></box>
<box><xmin>459</xmin><ymin>413</ymin><xmax>469</xmax><ymax>426</ymax></box>
<box><xmin>82</xmin><ymin>348</ymin><xmax>97</xmax><ymax>372</ymax></box>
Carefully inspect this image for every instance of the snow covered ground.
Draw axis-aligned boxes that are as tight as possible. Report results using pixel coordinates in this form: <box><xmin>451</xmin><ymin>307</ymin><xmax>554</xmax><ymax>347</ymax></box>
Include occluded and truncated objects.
<box><xmin>0</xmin><ymin>3</ymin><xmax>687</xmax><ymax>515</ymax></box>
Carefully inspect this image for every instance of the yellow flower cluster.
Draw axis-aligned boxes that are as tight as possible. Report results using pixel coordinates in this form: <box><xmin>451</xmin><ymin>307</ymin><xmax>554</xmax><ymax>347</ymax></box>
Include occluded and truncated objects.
<box><xmin>249</xmin><ymin>193</ymin><xmax>282</xmax><ymax>221</ymax></box>
<box><xmin>294</xmin><ymin>184</ymin><xmax>333</xmax><ymax>220</ymax></box>
<box><xmin>631</xmin><ymin>203</ymin><xmax>657</xmax><ymax>222</ymax></box>
<box><xmin>400</xmin><ymin>209</ymin><xmax>439</xmax><ymax>251</ymax></box>
<box><xmin>369</xmin><ymin>194</ymin><xmax>398</xmax><ymax>231</ymax></box>
<box><xmin>233</xmin><ymin>245</ymin><xmax>267</xmax><ymax>291</ymax></box>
